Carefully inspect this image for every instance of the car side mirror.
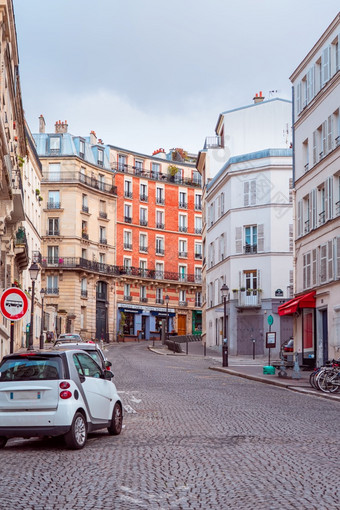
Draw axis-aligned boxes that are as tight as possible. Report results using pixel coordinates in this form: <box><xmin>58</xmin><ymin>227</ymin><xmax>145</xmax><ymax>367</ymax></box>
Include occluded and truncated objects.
<box><xmin>103</xmin><ymin>370</ymin><xmax>114</xmax><ymax>380</ymax></box>
<box><xmin>105</xmin><ymin>360</ymin><xmax>112</xmax><ymax>368</ymax></box>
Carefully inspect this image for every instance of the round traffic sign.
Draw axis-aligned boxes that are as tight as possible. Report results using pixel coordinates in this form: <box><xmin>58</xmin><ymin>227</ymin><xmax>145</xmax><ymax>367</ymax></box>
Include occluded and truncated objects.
<box><xmin>0</xmin><ymin>288</ymin><xmax>29</xmax><ymax>321</ymax></box>
<box><xmin>267</xmin><ymin>314</ymin><xmax>274</xmax><ymax>326</ymax></box>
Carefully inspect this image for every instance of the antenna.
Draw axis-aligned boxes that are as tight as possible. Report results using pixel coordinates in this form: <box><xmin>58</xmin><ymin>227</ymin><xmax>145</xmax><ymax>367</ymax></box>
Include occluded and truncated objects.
<box><xmin>268</xmin><ymin>90</ymin><xmax>279</xmax><ymax>98</ymax></box>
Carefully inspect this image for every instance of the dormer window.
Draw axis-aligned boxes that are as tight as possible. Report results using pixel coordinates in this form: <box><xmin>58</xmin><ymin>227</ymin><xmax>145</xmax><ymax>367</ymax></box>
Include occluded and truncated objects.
<box><xmin>49</xmin><ymin>136</ymin><xmax>61</xmax><ymax>155</ymax></box>
<box><xmin>79</xmin><ymin>139</ymin><xmax>85</xmax><ymax>158</ymax></box>
<box><xmin>98</xmin><ymin>149</ymin><xmax>104</xmax><ymax>167</ymax></box>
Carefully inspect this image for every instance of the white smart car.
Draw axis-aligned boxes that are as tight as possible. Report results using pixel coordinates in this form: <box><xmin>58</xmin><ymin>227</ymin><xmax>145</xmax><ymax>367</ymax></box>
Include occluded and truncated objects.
<box><xmin>0</xmin><ymin>349</ymin><xmax>123</xmax><ymax>449</ymax></box>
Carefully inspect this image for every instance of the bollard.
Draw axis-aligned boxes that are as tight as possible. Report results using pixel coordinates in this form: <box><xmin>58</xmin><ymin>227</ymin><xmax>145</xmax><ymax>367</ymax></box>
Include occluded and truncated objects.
<box><xmin>291</xmin><ymin>352</ymin><xmax>301</xmax><ymax>379</ymax></box>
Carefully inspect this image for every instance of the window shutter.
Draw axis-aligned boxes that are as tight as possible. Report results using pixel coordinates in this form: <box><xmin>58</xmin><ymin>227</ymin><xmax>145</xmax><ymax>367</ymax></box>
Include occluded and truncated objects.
<box><xmin>289</xmin><ymin>224</ymin><xmax>293</xmax><ymax>252</ymax></box>
<box><xmin>217</xmin><ymin>196</ymin><xmax>221</xmax><ymax>217</ymax></box>
<box><xmin>312</xmin><ymin>131</ymin><xmax>317</xmax><ymax>165</ymax></box>
<box><xmin>289</xmin><ymin>270</ymin><xmax>294</xmax><ymax>297</ymax></box>
<box><xmin>320</xmin><ymin>244</ymin><xmax>327</xmax><ymax>283</ymax></box>
<box><xmin>239</xmin><ymin>270</ymin><xmax>242</xmax><ymax>289</ymax></box>
<box><xmin>235</xmin><ymin>227</ymin><xmax>242</xmax><ymax>254</ymax></box>
<box><xmin>289</xmin><ymin>178</ymin><xmax>293</xmax><ymax>204</ymax></box>
<box><xmin>311</xmin><ymin>189</ymin><xmax>317</xmax><ymax>230</ymax></box>
<box><xmin>296</xmin><ymin>82</ymin><xmax>301</xmax><ymax>114</ymax></box>
<box><xmin>257</xmin><ymin>269</ymin><xmax>261</xmax><ymax>289</ymax></box>
<box><xmin>336</xmin><ymin>237</ymin><xmax>340</xmax><ymax>278</ymax></box>
<box><xmin>221</xmin><ymin>193</ymin><xmax>224</xmax><ymax>215</ymax></box>
<box><xmin>328</xmin><ymin>115</ymin><xmax>333</xmax><ymax>152</ymax></box>
<box><xmin>327</xmin><ymin>176</ymin><xmax>333</xmax><ymax>220</ymax></box>
<box><xmin>224</xmin><ymin>232</ymin><xmax>227</xmax><ymax>258</ymax></box>
<box><xmin>308</xmin><ymin>192</ymin><xmax>313</xmax><ymax>233</ymax></box>
<box><xmin>328</xmin><ymin>239</ymin><xmax>333</xmax><ymax>281</ymax></box>
<box><xmin>322</xmin><ymin>121</ymin><xmax>327</xmax><ymax>156</ymax></box>
<box><xmin>250</xmin><ymin>180</ymin><xmax>256</xmax><ymax>205</ymax></box>
<box><xmin>297</xmin><ymin>200</ymin><xmax>303</xmax><ymax>237</ymax></box>
<box><xmin>322</xmin><ymin>46</ymin><xmax>330</xmax><ymax>85</ymax></box>
<box><xmin>257</xmin><ymin>224</ymin><xmax>264</xmax><ymax>252</ymax></box>
<box><xmin>312</xmin><ymin>248</ymin><xmax>317</xmax><ymax>286</ymax></box>
<box><xmin>244</xmin><ymin>182</ymin><xmax>249</xmax><ymax>206</ymax></box>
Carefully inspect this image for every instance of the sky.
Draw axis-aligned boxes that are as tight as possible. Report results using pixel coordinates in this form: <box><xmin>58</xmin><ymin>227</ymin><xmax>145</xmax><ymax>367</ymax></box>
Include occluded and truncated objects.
<box><xmin>14</xmin><ymin>0</ymin><xmax>340</xmax><ymax>156</ymax></box>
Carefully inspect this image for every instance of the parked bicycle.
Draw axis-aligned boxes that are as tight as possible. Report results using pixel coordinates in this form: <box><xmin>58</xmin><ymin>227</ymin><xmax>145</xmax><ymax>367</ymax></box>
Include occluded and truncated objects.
<box><xmin>309</xmin><ymin>359</ymin><xmax>340</xmax><ymax>393</ymax></box>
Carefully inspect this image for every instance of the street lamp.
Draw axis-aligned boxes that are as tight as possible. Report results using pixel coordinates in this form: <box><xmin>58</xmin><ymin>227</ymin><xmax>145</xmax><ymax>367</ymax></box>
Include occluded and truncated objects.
<box><xmin>165</xmin><ymin>295</ymin><xmax>170</xmax><ymax>344</ymax></box>
<box><xmin>40</xmin><ymin>288</ymin><xmax>45</xmax><ymax>350</ymax></box>
<box><xmin>28</xmin><ymin>262</ymin><xmax>40</xmax><ymax>351</ymax></box>
<box><xmin>221</xmin><ymin>283</ymin><xmax>229</xmax><ymax>367</ymax></box>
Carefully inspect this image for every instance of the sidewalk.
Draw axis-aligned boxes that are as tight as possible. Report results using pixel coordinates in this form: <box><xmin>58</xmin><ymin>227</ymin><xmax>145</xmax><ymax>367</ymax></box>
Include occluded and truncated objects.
<box><xmin>148</xmin><ymin>342</ymin><xmax>340</xmax><ymax>403</ymax></box>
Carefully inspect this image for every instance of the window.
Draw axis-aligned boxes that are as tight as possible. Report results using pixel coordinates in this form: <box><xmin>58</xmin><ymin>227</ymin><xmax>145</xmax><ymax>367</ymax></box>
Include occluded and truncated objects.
<box><xmin>151</xmin><ymin>163</ymin><xmax>160</xmax><ymax>178</ymax></box>
<box><xmin>81</xmin><ymin>248</ymin><xmax>87</xmax><ymax>260</ymax></box>
<box><xmin>48</xmin><ymin>191</ymin><xmax>60</xmax><ymax>209</ymax></box>
<box><xmin>140</xmin><ymin>207</ymin><xmax>148</xmax><ymax>226</ymax></box>
<box><xmin>219</xmin><ymin>234</ymin><xmax>225</xmax><ymax>260</ymax></box>
<box><xmin>244</xmin><ymin>180</ymin><xmax>256</xmax><ymax>206</ymax></box>
<box><xmin>195</xmin><ymin>291</ymin><xmax>202</xmax><ymax>307</ymax></box>
<box><xmin>49</xmin><ymin>136</ymin><xmax>61</xmax><ymax>154</ymax></box>
<box><xmin>195</xmin><ymin>242</ymin><xmax>202</xmax><ymax>259</ymax></box>
<box><xmin>179</xmin><ymin>214</ymin><xmax>187</xmax><ymax>232</ymax></box>
<box><xmin>179</xmin><ymin>191</ymin><xmax>187</xmax><ymax>209</ymax></box>
<box><xmin>118</xmin><ymin>155</ymin><xmax>127</xmax><ymax>172</ymax></box>
<box><xmin>80</xmin><ymin>167</ymin><xmax>86</xmax><ymax>183</ymax></box>
<box><xmin>124</xmin><ymin>230</ymin><xmax>132</xmax><ymax>250</ymax></box>
<box><xmin>195</xmin><ymin>216</ymin><xmax>202</xmax><ymax>234</ymax></box>
<box><xmin>195</xmin><ymin>194</ymin><xmax>202</xmax><ymax>211</ymax></box>
<box><xmin>243</xmin><ymin>270</ymin><xmax>258</xmax><ymax>292</ymax></box>
<box><xmin>124</xmin><ymin>204</ymin><xmax>132</xmax><ymax>223</ymax></box>
<box><xmin>156</xmin><ymin>210</ymin><xmax>164</xmax><ymax>229</ymax></box>
<box><xmin>135</xmin><ymin>160</ymin><xmax>143</xmax><ymax>174</ymax></box>
<box><xmin>82</xmin><ymin>220</ymin><xmax>88</xmax><ymax>239</ymax></box>
<box><xmin>82</xmin><ymin>194</ymin><xmax>88</xmax><ymax>213</ymax></box>
<box><xmin>74</xmin><ymin>353</ymin><xmax>102</xmax><ymax>378</ymax></box>
<box><xmin>322</xmin><ymin>45</ymin><xmax>331</xmax><ymax>86</ymax></box>
<box><xmin>124</xmin><ymin>283</ymin><xmax>131</xmax><ymax>299</ymax></box>
<box><xmin>140</xmin><ymin>233</ymin><xmax>147</xmax><ymax>252</ymax></box>
<box><xmin>220</xmin><ymin>193</ymin><xmax>225</xmax><ymax>215</ymax></box>
<box><xmin>303</xmin><ymin>252</ymin><xmax>311</xmax><ymax>289</ymax></box>
<box><xmin>99</xmin><ymin>200</ymin><xmax>107</xmax><ymax>219</ymax></box>
<box><xmin>179</xmin><ymin>240</ymin><xmax>187</xmax><ymax>257</ymax></box>
<box><xmin>156</xmin><ymin>187</ymin><xmax>164</xmax><ymax>205</ymax></box>
<box><xmin>98</xmin><ymin>174</ymin><xmax>105</xmax><ymax>191</ymax></box>
<box><xmin>140</xmin><ymin>286</ymin><xmax>147</xmax><ymax>301</ymax></box>
<box><xmin>156</xmin><ymin>237</ymin><xmax>164</xmax><ymax>255</ymax></box>
<box><xmin>123</xmin><ymin>258</ymin><xmax>131</xmax><ymax>274</ymax></box>
<box><xmin>99</xmin><ymin>226</ymin><xmax>106</xmax><ymax>244</ymax></box>
<box><xmin>81</xmin><ymin>278</ymin><xmax>87</xmax><ymax>298</ymax></box>
<box><xmin>193</xmin><ymin>171</ymin><xmax>202</xmax><ymax>186</ymax></box>
<box><xmin>79</xmin><ymin>139</ymin><xmax>85</xmax><ymax>158</ymax></box>
<box><xmin>47</xmin><ymin>275</ymin><xmax>58</xmax><ymax>294</ymax></box>
<box><xmin>244</xmin><ymin>226</ymin><xmax>257</xmax><ymax>253</ymax></box>
<box><xmin>47</xmin><ymin>246</ymin><xmax>59</xmax><ymax>265</ymax></box>
<box><xmin>48</xmin><ymin>218</ymin><xmax>59</xmax><ymax>236</ymax></box>
<box><xmin>155</xmin><ymin>262</ymin><xmax>164</xmax><ymax>279</ymax></box>
<box><xmin>140</xmin><ymin>183</ymin><xmax>148</xmax><ymax>201</ymax></box>
<box><xmin>179</xmin><ymin>290</ymin><xmax>186</xmax><ymax>305</ymax></box>
<box><xmin>156</xmin><ymin>288</ymin><xmax>163</xmax><ymax>304</ymax></box>
<box><xmin>124</xmin><ymin>180</ymin><xmax>132</xmax><ymax>198</ymax></box>
<box><xmin>179</xmin><ymin>265</ymin><xmax>186</xmax><ymax>281</ymax></box>
<box><xmin>99</xmin><ymin>253</ymin><xmax>105</xmax><ymax>265</ymax></box>
<box><xmin>49</xmin><ymin>163</ymin><xmax>60</xmax><ymax>181</ymax></box>
<box><xmin>139</xmin><ymin>259</ymin><xmax>147</xmax><ymax>276</ymax></box>
<box><xmin>97</xmin><ymin>149</ymin><xmax>104</xmax><ymax>167</ymax></box>
<box><xmin>195</xmin><ymin>267</ymin><xmax>202</xmax><ymax>282</ymax></box>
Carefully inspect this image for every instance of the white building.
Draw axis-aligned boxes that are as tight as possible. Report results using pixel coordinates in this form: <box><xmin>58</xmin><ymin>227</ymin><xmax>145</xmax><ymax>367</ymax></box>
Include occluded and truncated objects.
<box><xmin>287</xmin><ymin>13</ymin><xmax>340</xmax><ymax>367</ymax></box>
<box><xmin>197</xmin><ymin>95</ymin><xmax>294</xmax><ymax>355</ymax></box>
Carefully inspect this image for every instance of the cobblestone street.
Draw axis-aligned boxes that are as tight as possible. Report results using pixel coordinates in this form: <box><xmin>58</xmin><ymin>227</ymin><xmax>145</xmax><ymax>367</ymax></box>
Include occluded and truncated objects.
<box><xmin>1</xmin><ymin>343</ymin><xmax>340</xmax><ymax>510</ymax></box>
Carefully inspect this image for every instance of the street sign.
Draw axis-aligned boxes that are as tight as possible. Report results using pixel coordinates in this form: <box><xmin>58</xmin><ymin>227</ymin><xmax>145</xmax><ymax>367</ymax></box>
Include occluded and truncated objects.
<box><xmin>266</xmin><ymin>331</ymin><xmax>276</xmax><ymax>348</ymax></box>
<box><xmin>267</xmin><ymin>314</ymin><xmax>274</xmax><ymax>326</ymax></box>
<box><xmin>0</xmin><ymin>288</ymin><xmax>29</xmax><ymax>321</ymax></box>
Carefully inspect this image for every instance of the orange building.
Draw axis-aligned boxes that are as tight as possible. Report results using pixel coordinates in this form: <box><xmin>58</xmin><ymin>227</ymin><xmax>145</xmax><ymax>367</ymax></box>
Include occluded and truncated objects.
<box><xmin>110</xmin><ymin>146</ymin><xmax>203</xmax><ymax>340</ymax></box>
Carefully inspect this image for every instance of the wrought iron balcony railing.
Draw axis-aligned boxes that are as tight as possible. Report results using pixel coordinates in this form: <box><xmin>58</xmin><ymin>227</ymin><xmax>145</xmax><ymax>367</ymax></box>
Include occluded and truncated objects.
<box><xmin>47</xmin><ymin>201</ymin><xmax>61</xmax><ymax>210</ymax></box>
<box><xmin>140</xmin><ymin>194</ymin><xmax>148</xmax><ymax>202</ymax></box>
<box><xmin>42</xmin><ymin>171</ymin><xmax>117</xmax><ymax>195</ymax></box>
<box><xmin>124</xmin><ymin>243</ymin><xmax>132</xmax><ymax>250</ymax></box>
<box><xmin>111</xmin><ymin>162</ymin><xmax>202</xmax><ymax>188</ymax></box>
<box><xmin>99</xmin><ymin>211</ymin><xmax>108</xmax><ymax>219</ymax></box>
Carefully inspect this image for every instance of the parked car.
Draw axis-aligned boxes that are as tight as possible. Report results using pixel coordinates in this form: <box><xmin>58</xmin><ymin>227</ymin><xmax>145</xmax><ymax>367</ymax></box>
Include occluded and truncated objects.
<box><xmin>56</xmin><ymin>333</ymin><xmax>83</xmax><ymax>343</ymax></box>
<box><xmin>53</xmin><ymin>341</ymin><xmax>112</xmax><ymax>371</ymax></box>
<box><xmin>0</xmin><ymin>350</ymin><xmax>123</xmax><ymax>450</ymax></box>
<box><xmin>280</xmin><ymin>338</ymin><xmax>294</xmax><ymax>358</ymax></box>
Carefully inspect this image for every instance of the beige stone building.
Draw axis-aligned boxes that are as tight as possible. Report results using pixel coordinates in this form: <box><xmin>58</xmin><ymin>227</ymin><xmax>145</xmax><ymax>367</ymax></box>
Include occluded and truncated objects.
<box><xmin>34</xmin><ymin>119</ymin><xmax>117</xmax><ymax>341</ymax></box>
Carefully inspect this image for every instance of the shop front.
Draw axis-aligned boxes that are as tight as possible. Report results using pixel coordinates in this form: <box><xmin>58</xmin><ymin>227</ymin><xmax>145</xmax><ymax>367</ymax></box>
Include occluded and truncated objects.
<box><xmin>117</xmin><ymin>304</ymin><xmax>175</xmax><ymax>340</ymax></box>
<box><xmin>278</xmin><ymin>291</ymin><xmax>316</xmax><ymax>367</ymax></box>
<box><xmin>192</xmin><ymin>310</ymin><xmax>202</xmax><ymax>335</ymax></box>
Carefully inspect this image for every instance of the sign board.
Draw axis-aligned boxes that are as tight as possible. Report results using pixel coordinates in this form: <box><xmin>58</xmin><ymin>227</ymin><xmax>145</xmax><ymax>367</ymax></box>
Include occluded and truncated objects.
<box><xmin>0</xmin><ymin>288</ymin><xmax>29</xmax><ymax>321</ymax></box>
<box><xmin>267</xmin><ymin>314</ymin><xmax>274</xmax><ymax>326</ymax></box>
<box><xmin>266</xmin><ymin>331</ymin><xmax>276</xmax><ymax>348</ymax></box>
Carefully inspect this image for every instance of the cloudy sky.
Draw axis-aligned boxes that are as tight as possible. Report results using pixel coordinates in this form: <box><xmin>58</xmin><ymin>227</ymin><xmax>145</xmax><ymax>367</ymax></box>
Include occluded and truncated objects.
<box><xmin>14</xmin><ymin>0</ymin><xmax>339</xmax><ymax>155</ymax></box>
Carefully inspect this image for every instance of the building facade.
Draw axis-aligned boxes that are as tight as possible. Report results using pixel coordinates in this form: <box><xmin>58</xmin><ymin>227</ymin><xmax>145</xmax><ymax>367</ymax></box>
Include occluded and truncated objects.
<box><xmin>109</xmin><ymin>146</ymin><xmax>203</xmax><ymax>340</ymax></box>
<box><xmin>198</xmin><ymin>96</ymin><xmax>294</xmax><ymax>354</ymax></box>
<box><xmin>34</xmin><ymin>119</ymin><xmax>117</xmax><ymax>342</ymax></box>
<box><xmin>288</xmin><ymin>13</ymin><xmax>340</xmax><ymax>367</ymax></box>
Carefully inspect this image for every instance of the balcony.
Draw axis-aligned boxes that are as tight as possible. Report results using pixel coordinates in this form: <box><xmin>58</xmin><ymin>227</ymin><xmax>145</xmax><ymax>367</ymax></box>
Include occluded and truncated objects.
<box><xmin>99</xmin><ymin>238</ymin><xmax>107</xmax><ymax>245</ymax></box>
<box><xmin>195</xmin><ymin>253</ymin><xmax>202</xmax><ymax>259</ymax></box>
<box><xmin>47</xmin><ymin>201</ymin><xmax>61</xmax><ymax>210</ymax></box>
<box><xmin>204</xmin><ymin>135</ymin><xmax>223</xmax><ymax>149</ymax></box>
<box><xmin>14</xmin><ymin>227</ymin><xmax>29</xmax><ymax>270</ymax></box>
<box><xmin>319</xmin><ymin>211</ymin><xmax>325</xmax><ymax>225</ymax></box>
<box><xmin>156</xmin><ymin>298</ymin><xmax>164</xmax><ymax>304</ymax></box>
<box><xmin>195</xmin><ymin>203</ymin><xmax>202</xmax><ymax>211</ymax></box>
<box><xmin>82</xmin><ymin>205</ymin><xmax>89</xmax><ymax>213</ymax></box>
<box><xmin>179</xmin><ymin>226</ymin><xmax>187</xmax><ymax>233</ymax></box>
<box><xmin>124</xmin><ymin>243</ymin><xmax>132</xmax><ymax>250</ymax></box>
<box><xmin>179</xmin><ymin>300</ymin><xmax>188</xmax><ymax>307</ymax></box>
<box><xmin>156</xmin><ymin>248</ymin><xmax>164</xmax><ymax>255</ymax></box>
<box><xmin>124</xmin><ymin>191</ymin><xmax>133</xmax><ymax>199</ymax></box>
<box><xmin>156</xmin><ymin>197</ymin><xmax>165</xmax><ymax>205</ymax></box>
<box><xmin>140</xmin><ymin>297</ymin><xmax>148</xmax><ymax>303</ymax></box>
<box><xmin>46</xmin><ymin>287</ymin><xmax>59</xmax><ymax>295</ymax></box>
<box><xmin>81</xmin><ymin>290</ymin><xmax>88</xmax><ymax>298</ymax></box>
<box><xmin>195</xmin><ymin>227</ymin><xmax>202</xmax><ymax>234</ymax></box>
<box><xmin>140</xmin><ymin>219</ymin><xmax>148</xmax><ymax>226</ymax></box>
<box><xmin>99</xmin><ymin>211</ymin><xmax>108</xmax><ymax>219</ymax></box>
<box><xmin>244</xmin><ymin>244</ymin><xmax>257</xmax><ymax>254</ymax></box>
<box><xmin>124</xmin><ymin>295</ymin><xmax>132</xmax><ymax>301</ymax></box>
<box><xmin>140</xmin><ymin>194</ymin><xmax>148</xmax><ymax>202</ymax></box>
<box><xmin>82</xmin><ymin>232</ymin><xmax>89</xmax><ymax>240</ymax></box>
<box><xmin>124</xmin><ymin>216</ymin><xmax>132</xmax><ymax>223</ymax></box>
<box><xmin>46</xmin><ymin>230</ymin><xmax>60</xmax><ymax>236</ymax></box>
<box><xmin>156</xmin><ymin>223</ymin><xmax>165</xmax><ymax>229</ymax></box>
<box><xmin>195</xmin><ymin>300</ymin><xmax>202</xmax><ymax>307</ymax></box>
<box><xmin>237</xmin><ymin>290</ymin><xmax>261</xmax><ymax>308</ymax></box>
<box><xmin>304</xmin><ymin>220</ymin><xmax>310</xmax><ymax>234</ymax></box>
<box><xmin>179</xmin><ymin>251</ymin><xmax>188</xmax><ymax>258</ymax></box>
<box><xmin>179</xmin><ymin>201</ymin><xmax>187</xmax><ymax>209</ymax></box>
<box><xmin>112</xmin><ymin>162</ymin><xmax>202</xmax><ymax>188</ymax></box>
<box><xmin>42</xmin><ymin>171</ymin><xmax>117</xmax><ymax>195</ymax></box>
<box><xmin>139</xmin><ymin>245</ymin><xmax>148</xmax><ymax>253</ymax></box>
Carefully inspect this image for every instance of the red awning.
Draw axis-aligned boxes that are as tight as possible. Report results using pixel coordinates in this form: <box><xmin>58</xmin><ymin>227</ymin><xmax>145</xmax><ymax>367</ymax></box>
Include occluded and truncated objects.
<box><xmin>278</xmin><ymin>291</ymin><xmax>316</xmax><ymax>316</ymax></box>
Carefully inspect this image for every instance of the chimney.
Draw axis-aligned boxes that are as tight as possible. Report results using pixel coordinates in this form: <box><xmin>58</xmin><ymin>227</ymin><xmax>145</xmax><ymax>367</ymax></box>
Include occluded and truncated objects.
<box><xmin>55</xmin><ymin>120</ymin><xmax>68</xmax><ymax>134</ymax></box>
<box><xmin>90</xmin><ymin>130</ymin><xmax>97</xmax><ymax>145</ymax></box>
<box><xmin>253</xmin><ymin>91</ymin><xmax>265</xmax><ymax>104</ymax></box>
<box><xmin>39</xmin><ymin>114</ymin><xmax>46</xmax><ymax>133</ymax></box>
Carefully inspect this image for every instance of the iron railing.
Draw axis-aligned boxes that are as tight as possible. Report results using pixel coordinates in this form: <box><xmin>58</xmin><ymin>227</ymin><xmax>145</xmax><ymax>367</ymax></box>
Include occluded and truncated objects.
<box><xmin>42</xmin><ymin>171</ymin><xmax>117</xmax><ymax>195</ymax></box>
<box><xmin>111</xmin><ymin>162</ymin><xmax>202</xmax><ymax>188</ymax></box>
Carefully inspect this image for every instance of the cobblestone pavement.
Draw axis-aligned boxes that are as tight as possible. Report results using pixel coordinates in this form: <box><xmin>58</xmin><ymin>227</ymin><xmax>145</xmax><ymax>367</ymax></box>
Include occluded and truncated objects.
<box><xmin>1</xmin><ymin>342</ymin><xmax>340</xmax><ymax>510</ymax></box>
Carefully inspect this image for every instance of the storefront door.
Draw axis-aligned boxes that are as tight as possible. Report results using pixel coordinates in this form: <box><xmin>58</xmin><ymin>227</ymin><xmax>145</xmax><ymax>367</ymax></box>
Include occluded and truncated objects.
<box><xmin>178</xmin><ymin>314</ymin><xmax>186</xmax><ymax>336</ymax></box>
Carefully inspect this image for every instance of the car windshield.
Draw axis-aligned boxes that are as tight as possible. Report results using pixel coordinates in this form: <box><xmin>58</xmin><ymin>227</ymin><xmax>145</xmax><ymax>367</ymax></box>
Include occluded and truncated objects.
<box><xmin>0</xmin><ymin>356</ymin><xmax>64</xmax><ymax>381</ymax></box>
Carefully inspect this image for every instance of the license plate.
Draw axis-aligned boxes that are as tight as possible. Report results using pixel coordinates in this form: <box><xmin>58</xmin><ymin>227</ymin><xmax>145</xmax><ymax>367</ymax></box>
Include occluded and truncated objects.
<box><xmin>10</xmin><ymin>391</ymin><xmax>41</xmax><ymax>400</ymax></box>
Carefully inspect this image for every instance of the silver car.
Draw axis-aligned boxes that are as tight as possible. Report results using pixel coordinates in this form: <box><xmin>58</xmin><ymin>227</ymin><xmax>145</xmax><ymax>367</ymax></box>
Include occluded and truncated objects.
<box><xmin>53</xmin><ymin>341</ymin><xmax>112</xmax><ymax>372</ymax></box>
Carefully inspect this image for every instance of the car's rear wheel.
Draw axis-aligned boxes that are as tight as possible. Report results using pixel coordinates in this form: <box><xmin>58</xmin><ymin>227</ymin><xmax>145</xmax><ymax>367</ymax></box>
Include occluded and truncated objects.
<box><xmin>108</xmin><ymin>402</ymin><xmax>123</xmax><ymax>435</ymax></box>
<box><xmin>0</xmin><ymin>437</ymin><xmax>7</xmax><ymax>448</ymax></box>
<box><xmin>64</xmin><ymin>412</ymin><xmax>87</xmax><ymax>449</ymax></box>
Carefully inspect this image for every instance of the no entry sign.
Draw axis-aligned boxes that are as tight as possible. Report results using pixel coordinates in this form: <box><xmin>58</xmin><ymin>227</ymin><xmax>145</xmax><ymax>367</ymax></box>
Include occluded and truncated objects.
<box><xmin>0</xmin><ymin>288</ymin><xmax>29</xmax><ymax>321</ymax></box>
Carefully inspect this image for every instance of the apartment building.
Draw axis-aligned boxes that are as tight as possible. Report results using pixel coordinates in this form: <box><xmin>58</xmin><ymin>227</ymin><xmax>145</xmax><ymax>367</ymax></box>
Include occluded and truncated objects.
<box><xmin>33</xmin><ymin>119</ymin><xmax>117</xmax><ymax>341</ymax></box>
<box><xmin>197</xmin><ymin>95</ymin><xmax>293</xmax><ymax>354</ymax></box>
<box><xmin>0</xmin><ymin>0</ymin><xmax>28</xmax><ymax>355</ymax></box>
<box><xmin>287</xmin><ymin>13</ymin><xmax>340</xmax><ymax>367</ymax></box>
<box><xmin>109</xmin><ymin>146</ymin><xmax>203</xmax><ymax>340</ymax></box>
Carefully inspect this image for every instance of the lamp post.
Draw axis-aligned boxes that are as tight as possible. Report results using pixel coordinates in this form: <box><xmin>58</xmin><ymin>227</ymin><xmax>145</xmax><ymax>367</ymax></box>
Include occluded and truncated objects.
<box><xmin>28</xmin><ymin>262</ymin><xmax>40</xmax><ymax>351</ymax></box>
<box><xmin>165</xmin><ymin>295</ymin><xmax>170</xmax><ymax>343</ymax></box>
<box><xmin>221</xmin><ymin>283</ymin><xmax>229</xmax><ymax>367</ymax></box>
<box><xmin>40</xmin><ymin>288</ymin><xmax>45</xmax><ymax>350</ymax></box>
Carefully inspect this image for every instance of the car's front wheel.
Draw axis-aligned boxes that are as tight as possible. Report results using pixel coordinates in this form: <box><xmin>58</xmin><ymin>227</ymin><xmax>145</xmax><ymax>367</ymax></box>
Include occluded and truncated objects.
<box><xmin>108</xmin><ymin>402</ymin><xmax>123</xmax><ymax>435</ymax></box>
<box><xmin>64</xmin><ymin>412</ymin><xmax>87</xmax><ymax>449</ymax></box>
<box><xmin>0</xmin><ymin>437</ymin><xmax>7</xmax><ymax>448</ymax></box>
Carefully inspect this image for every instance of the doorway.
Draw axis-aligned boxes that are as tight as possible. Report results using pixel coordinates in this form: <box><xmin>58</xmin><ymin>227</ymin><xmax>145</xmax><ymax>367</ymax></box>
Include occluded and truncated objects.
<box><xmin>321</xmin><ymin>309</ymin><xmax>328</xmax><ymax>365</ymax></box>
<box><xmin>178</xmin><ymin>314</ymin><xmax>186</xmax><ymax>336</ymax></box>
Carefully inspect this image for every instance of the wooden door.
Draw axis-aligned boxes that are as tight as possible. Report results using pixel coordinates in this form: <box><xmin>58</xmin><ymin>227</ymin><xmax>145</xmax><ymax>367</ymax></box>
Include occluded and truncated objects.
<box><xmin>178</xmin><ymin>314</ymin><xmax>186</xmax><ymax>336</ymax></box>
